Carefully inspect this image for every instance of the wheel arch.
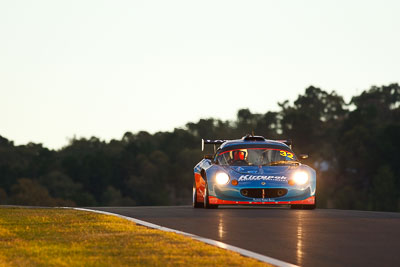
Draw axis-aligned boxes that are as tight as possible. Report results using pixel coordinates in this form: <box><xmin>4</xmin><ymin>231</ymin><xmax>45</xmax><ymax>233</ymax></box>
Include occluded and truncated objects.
<box><xmin>200</xmin><ymin>169</ymin><xmax>207</xmax><ymax>181</ymax></box>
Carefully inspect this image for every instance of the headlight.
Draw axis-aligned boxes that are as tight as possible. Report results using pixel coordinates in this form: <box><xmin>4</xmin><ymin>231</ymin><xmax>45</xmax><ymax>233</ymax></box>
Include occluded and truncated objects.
<box><xmin>216</xmin><ymin>172</ymin><xmax>230</xmax><ymax>185</ymax></box>
<box><xmin>292</xmin><ymin>171</ymin><xmax>309</xmax><ymax>185</ymax></box>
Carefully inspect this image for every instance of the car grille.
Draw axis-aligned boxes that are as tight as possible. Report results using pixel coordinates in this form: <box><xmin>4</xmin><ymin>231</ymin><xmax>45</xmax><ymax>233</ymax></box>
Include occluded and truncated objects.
<box><xmin>240</xmin><ymin>188</ymin><xmax>288</xmax><ymax>198</ymax></box>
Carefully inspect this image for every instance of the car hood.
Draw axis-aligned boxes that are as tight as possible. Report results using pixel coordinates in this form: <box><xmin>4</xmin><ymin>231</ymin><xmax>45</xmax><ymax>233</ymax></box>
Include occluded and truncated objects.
<box><xmin>225</xmin><ymin>165</ymin><xmax>301</xmax><ymax>183</ymax></box>
<box><xmin>228</xmin><ymin>165</ymin><xmax>297</xmax><ymax>175</ymax></box>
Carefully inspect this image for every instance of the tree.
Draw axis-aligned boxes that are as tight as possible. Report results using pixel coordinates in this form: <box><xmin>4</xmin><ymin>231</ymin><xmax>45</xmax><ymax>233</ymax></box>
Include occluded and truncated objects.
<box><xmin>368</xmin><ymin>166</ymin><xmax>398</xmax><ymax>211</ymax></box>
<box><xmin>0</xmin><ymin>83</ymin><xmax>398</xmax><ymax>211</ymax></box>
<box><xmin>10</xmin><ymin>178</ymin><xmax>74</xmax><ymax>206</ymax></box>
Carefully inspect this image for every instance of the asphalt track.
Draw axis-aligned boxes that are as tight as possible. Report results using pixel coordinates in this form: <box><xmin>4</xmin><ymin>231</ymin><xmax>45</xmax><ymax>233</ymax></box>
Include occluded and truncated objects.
<box><xmin>91</xmin><ymin>206</ymin><xmax>400</xmax><ymax>267</ymax></box>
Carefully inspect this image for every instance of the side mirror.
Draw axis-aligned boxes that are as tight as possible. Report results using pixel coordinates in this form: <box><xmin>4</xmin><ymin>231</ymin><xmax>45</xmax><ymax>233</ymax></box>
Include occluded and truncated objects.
<box><xmin>299</xmin><ymin>154</ymin><xmax>309</xmax><ymax>160</ymax></box>
<box><xmin>204</xmin><ymin>154</ymin><xmax>213</xmax><ymax>160</ymax></box>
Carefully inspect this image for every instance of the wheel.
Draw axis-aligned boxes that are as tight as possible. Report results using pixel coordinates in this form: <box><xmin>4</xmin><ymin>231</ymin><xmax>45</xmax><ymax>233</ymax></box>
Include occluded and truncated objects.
<box><xmin>204</xmin><ymin>182</ymin><xmax>218</xmax><ymax>209</ymax></box>
<box><xmin>193</xmin><ymin>186</ymin><xmax>203</xmax><ymax>208</ymax></box>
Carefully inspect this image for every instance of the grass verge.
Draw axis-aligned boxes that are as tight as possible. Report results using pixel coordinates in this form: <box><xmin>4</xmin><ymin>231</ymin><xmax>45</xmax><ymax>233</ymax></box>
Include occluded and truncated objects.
<box><xmin>0</xmin><ymin>207</ymin><xmax>272</xmax><ymax>266</ymax></box>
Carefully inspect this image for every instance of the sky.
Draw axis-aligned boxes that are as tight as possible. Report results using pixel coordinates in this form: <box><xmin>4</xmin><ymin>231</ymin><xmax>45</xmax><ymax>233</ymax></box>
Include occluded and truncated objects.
<box><xmin>1</xmin><ymin>0</ymin><xmax>399</xmax><ymax>149</ymax></box>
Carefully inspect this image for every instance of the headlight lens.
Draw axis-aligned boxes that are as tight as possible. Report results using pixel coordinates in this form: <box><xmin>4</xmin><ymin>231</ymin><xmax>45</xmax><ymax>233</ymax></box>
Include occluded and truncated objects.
<box><xmin>292</xmin><ymin>171</ymin><xmax>309</xmax><ymax>185</ymax></box>
<box><xmin>216</xmin><ymin>172</ymin><xmax>230</xmax><ymax>185</ymax></box>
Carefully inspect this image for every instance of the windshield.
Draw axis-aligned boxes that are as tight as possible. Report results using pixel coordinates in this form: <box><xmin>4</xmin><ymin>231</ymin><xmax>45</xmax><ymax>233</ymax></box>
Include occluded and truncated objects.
<box><xmin>216</xmin><ymin>147</ymin><xmax>298</xmax><ymax>166</ymax></box>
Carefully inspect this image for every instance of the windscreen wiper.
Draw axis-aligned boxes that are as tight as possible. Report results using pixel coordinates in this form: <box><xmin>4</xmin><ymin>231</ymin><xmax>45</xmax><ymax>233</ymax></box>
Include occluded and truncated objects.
<box><xmin>266</xmin><ymin>160</ymin><xmax>300</xmax><ymax>166</ymax></box>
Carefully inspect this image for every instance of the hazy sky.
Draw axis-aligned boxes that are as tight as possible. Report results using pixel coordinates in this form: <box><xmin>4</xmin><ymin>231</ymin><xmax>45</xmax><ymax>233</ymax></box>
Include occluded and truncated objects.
<box><xmin>1</xmin><ymin>0</ymin><xmax>399</xmax><ymax>149</ymax></box>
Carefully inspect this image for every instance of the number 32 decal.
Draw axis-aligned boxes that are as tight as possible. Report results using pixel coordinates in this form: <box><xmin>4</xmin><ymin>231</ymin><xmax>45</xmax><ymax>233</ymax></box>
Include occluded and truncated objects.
<box><xmin>280</xmin><ymin>151</ymin><xmax>294</xmax><ymax>159</ymax></box>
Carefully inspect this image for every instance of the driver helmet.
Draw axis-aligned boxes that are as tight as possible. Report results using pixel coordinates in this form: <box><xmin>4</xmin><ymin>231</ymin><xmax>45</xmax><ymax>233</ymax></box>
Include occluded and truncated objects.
<box><xmin>233</xmin><ymin>150</ymin><xmax>245</xmax><ymax>161</ymax></box>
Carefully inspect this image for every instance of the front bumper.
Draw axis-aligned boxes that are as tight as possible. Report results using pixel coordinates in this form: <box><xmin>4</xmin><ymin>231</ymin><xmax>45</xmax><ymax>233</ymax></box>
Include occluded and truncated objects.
<box><xmin>209</xmin><ymin>195</ymin><xmax>315</xmax><ymax>205</ymax></box>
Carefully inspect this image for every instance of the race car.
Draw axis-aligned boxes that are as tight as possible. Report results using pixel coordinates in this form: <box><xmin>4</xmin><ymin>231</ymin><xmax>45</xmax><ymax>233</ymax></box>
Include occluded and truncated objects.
<box><xmin>193</xmin><ymin>135</ymin><xmax>316</xmax><ymax>209</ymax></box>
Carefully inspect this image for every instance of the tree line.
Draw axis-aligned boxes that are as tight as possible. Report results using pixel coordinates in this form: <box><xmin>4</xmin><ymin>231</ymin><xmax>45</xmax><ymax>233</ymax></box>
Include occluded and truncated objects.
<box><xmin>0</xmin><ymin>83</ymin><xmax>399</xmax><ymax>211</ymax></box>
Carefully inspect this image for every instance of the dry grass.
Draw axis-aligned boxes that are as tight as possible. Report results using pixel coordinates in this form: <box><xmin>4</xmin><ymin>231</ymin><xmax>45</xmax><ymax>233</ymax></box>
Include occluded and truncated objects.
<box><xmin>0</xmin><ymin>208</ymin><xmax>272</xmax><ymax>266</ymax></box>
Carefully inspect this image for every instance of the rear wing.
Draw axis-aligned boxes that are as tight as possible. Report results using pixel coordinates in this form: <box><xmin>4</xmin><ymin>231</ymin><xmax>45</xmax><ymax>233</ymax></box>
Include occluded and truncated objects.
<box><xmin>201</xmin><ymin>138</ymin><xmax>292</xmax><ymax>151</ymax></box>
<box><xmin>201</xmin><ymin>139</ymin><xmax>230</xmax><ymax>152</ymax></box>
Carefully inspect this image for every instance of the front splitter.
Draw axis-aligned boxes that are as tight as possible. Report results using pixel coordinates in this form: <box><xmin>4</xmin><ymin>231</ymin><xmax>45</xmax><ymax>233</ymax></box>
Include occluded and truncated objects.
<box><xmin>209</xmin><ymin>195</ymin><xmax>315</xmax><ymax>205</ymax></box>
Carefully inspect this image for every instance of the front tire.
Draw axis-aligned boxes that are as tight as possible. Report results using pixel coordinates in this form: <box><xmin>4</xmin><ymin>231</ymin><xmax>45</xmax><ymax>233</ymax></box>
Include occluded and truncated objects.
<box><xmin>193</xmin><ymin>186</ymin><xmax>203</xmax><ymax>208</ymax></box>
<box><xmin>204</xmin><ymin>182</ymin><xmax>218</xmax><ymax>209</ymax></box>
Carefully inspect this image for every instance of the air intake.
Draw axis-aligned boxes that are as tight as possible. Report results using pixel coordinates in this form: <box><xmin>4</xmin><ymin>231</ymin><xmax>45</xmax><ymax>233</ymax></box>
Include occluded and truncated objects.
<box><xmin>242</xmin><ymin>135</ymin><xmax>266</xmax><ymax>142</ymax></box>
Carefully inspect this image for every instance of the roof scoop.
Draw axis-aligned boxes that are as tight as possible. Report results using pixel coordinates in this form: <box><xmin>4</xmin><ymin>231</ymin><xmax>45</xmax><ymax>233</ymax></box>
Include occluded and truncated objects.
<box><xmin>242</xmin><ymin>135</ymin><xmax>266</xmax><ymax>141</ymax></box>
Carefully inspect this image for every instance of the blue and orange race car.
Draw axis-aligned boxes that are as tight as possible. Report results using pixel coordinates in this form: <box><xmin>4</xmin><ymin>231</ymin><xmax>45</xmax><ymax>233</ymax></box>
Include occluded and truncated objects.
<box><xmin>193</xmin><ymin>135</ymin><xmax>316</xmax><ymax>209</ymax></box>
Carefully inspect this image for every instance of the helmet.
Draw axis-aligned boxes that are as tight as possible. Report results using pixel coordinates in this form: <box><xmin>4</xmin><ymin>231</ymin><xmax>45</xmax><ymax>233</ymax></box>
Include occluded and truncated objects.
<box><xmin>233</xmin><ymin>150</ymin><xmax>245</xmax><ymax>161</ymax></box>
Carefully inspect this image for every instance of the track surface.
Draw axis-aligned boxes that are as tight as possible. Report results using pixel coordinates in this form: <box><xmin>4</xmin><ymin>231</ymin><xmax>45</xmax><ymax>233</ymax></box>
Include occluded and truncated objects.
<box><xmin>92</xmin><ymin>206</ymin><xmax>400</xmax><ymax>267</ymax></box>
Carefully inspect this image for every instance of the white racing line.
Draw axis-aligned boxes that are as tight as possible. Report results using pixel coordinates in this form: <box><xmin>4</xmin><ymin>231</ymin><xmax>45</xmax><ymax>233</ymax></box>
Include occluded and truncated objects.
<box><xmin>74</xmin><ymin>208</ymin><xmax>298</xmax><ymax>267</ymax></box>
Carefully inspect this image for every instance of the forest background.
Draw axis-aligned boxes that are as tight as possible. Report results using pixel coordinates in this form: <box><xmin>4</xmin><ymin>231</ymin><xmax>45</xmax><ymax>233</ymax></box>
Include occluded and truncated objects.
<box><xmin>1</xmin><ymin>83</ymin><xmax>399</xmax><ymax>211</ymax></box>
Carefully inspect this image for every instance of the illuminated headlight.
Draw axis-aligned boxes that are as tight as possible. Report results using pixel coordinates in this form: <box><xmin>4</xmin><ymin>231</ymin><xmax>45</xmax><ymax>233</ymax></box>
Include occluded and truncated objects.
<box><xmin>216</xmin><ymin>172</ymin><xmax>230</xmax><ymax>185</ymax></box>
<box><xmin>292</xmin><ymin>171</ymin><xmax>309</xmax><ymax>185</ymax></box>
